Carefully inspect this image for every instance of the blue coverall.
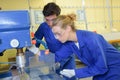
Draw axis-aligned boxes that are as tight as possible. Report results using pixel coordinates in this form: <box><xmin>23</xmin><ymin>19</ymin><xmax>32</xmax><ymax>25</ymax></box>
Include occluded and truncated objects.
<box><xmin>34</xmin><ymin>22</ymin><xmax>76</xmax><ymax>80</ymax></box>
<box><xmin>55</xmin><ymin>30</ymin><xmax>120</xmax><ymax>80</ymax></box>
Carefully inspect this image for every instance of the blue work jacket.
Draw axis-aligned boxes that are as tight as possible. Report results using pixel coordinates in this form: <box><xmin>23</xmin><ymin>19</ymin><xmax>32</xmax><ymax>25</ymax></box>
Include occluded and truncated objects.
<box><xmin>35</xmin><ymin>22</ymin><xmax>62</xmax><ymax>53</ymax></box>
<box><xmin>55</xmin><ymin>30</ymin><xmax>120</xmax><ymax>80</ymax></box>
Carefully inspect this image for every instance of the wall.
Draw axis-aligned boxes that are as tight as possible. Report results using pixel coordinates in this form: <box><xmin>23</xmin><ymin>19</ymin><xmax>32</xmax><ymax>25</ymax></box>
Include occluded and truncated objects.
<box><xmin>0</xmin><ymin>0</ymin><xmax>120</xmax><ymax>69</ymax></box>
<box><xmin>1</xmin><ymin>0</ymin><xmax>119</xmax><ymax>33</ymax></box>
<box><xmin>0</xmin><ymin>0</ymin><xmax>29</xmax><ymax>10</ymax></box>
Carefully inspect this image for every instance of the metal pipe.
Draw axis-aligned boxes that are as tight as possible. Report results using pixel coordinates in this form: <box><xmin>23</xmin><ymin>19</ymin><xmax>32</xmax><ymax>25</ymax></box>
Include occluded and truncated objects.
<box><xmin>16</xmin><ymin>48</ymin><xmax>25</xmax><ymax>74</ymax></box>
<box><xmin>106</xmin><ymin>0</ymin><xmax>113</xmax><ymax>32</ymax></box>
<box><xmin>82</xmin><ymin>0</ymin><xmax>88</xmax><ymax>30</ymax></box>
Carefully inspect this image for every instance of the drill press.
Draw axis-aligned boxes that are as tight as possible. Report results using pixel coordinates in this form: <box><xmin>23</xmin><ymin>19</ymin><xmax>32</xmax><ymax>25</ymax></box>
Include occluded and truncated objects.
<box><xmin>0</xmin><ymin>10</ymin><xmax>31</xmax><ymax>77</ymax></box>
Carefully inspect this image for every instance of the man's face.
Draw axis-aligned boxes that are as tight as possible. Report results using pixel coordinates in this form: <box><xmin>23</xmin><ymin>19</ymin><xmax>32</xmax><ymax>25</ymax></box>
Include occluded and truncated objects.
<box><xmin>45</xmin><ymin>14</ymin><xmax>57</xmax><ymax>28</ymax></box>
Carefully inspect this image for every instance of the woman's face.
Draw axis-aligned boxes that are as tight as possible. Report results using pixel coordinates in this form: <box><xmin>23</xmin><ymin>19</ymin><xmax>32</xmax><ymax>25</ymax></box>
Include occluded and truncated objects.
<box><xmin>52</xmin><ymin>26</ymin><xmax>69</xmax><ymax>43</ymax></box>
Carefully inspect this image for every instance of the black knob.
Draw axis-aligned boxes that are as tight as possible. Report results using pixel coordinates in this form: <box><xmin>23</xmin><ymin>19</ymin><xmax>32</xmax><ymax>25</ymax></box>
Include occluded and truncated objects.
<box><xmin>0</xmin><ymin>50</ymin><xmax>5</xmax><ymax>56</ymax></box>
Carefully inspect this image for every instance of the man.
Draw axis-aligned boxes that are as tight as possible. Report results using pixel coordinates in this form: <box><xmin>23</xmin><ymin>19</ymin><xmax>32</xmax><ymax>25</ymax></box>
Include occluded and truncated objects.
<box><xmin>34</xmin><ymin>2</ymin><xmax>76</xmax><ymax>80</ymax></box>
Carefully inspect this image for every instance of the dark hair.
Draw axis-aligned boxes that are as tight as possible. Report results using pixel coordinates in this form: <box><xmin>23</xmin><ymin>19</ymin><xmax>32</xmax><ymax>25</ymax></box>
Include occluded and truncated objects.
<box><xmin>43</xmin><ymin>2</ymin><xmax>61</xmax><ymax>17</ymax></box>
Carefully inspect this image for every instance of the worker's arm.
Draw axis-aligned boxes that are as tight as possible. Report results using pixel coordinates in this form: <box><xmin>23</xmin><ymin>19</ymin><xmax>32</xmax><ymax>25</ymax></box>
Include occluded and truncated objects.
<box><xmin>55</xmin><ymin>42</ymin><xmax>73</xmax><ymax>62</ymax></box>
<box><xmin>75</xmin><ymin>34</ymin><xmax>108</xmax><ymax>78</ymax></box>
<box><xmin>34</xmin><ymin>24</ymin><xmax>44</xmax><ymax>47</ymax></box>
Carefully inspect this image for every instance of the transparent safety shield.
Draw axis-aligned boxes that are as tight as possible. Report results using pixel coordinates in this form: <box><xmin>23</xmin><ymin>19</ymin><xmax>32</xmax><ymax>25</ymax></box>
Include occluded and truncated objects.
<box><xmin>25</xmin><ymin>50</ymin><xmax>64</xmax><ymax>80</ymax></box>
<box><xmin>0</xmin><ymin>50</ymin><xmax>64</xmax><ymax>80</ymax></box>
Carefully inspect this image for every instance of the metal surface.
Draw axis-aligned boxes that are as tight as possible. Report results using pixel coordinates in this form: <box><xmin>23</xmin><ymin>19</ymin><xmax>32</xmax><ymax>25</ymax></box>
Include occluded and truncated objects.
<box><xmin>16</xmin><ymin>49</ymin><xmax>26</xmax><ymax>74</ymax></box>
<box><xmin>0</xmin><ymin>10</ymin><xmax>31</xmax><ymax>53</ymax></box>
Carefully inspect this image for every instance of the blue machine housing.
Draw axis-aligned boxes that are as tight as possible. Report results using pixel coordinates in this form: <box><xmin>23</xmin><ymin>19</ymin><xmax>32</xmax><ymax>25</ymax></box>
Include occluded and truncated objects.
<box><xmin>0</xmin><ymin>10</ymin><xmax>31</xmax><ymax>53</ymax></box>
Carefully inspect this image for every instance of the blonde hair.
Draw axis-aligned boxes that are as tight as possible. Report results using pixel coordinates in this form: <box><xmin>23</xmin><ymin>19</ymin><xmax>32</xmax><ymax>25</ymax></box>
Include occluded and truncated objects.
<box><xmin>52</xmin><ymin>13</ymin><xmax>76</xmax><ymax>31</ymax></box>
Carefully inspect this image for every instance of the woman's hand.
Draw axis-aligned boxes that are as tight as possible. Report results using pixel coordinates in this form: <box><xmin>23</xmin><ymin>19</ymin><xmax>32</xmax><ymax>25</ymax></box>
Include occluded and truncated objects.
<box><xmin>60</xmin><ymin>69</ymin><xmax>75</xmax><ymax>78</ymax></box>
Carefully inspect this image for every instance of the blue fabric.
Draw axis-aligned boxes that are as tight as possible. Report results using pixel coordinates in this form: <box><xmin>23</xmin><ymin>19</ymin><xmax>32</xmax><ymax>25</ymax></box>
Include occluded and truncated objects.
<box><xmin>34</xmin><ymin>22</ymin><xmax>76</xmax><ymax>80</ymax></box>
<box><xmin>35</xmin><ymin>22</ymin><xmax>62</xmax><ymax>53</ymax></box>
<box><xmin>55</xmin><ymin>30</ymin><xmax>120</xmax><ymax>80</ymax></box>
<box><xmin>0</xmin><ymin>71</ymin><xmax>12</xmax><ymax>78</ymax></box>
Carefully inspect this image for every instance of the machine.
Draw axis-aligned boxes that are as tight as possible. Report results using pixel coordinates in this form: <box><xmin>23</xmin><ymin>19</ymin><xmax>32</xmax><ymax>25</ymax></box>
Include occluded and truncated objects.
<box><xmin>0</xmin><ymin>10</ymin><xmax>31</xmax><ymax>78</ymax></box>
<box><xmin>0</xmin><ymin>10</ymin><xmax>31</xmax><ymax>53</ymax></box>
<box><xmin>0</xmin><ymin>10</ymin><xmax>64</xmax><ymax>80</ymax></box>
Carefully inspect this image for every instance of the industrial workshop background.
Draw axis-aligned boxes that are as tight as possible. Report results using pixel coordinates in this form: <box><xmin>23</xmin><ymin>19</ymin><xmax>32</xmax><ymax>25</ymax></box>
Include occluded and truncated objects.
<box><xmin>0</xmin><ymin>0</ymin><xmax>120</xmax><ymax>72</ymax></box>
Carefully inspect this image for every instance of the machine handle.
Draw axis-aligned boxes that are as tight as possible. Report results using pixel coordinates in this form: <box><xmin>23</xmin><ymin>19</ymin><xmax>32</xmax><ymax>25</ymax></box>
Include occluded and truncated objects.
<box><xmin>0</xmin><ymin>50</ymin><xmax>5</xmax><ymax>56</ymax></box>
<box><xmin>0</xmin><ymin>39</ymin><xmax>4</xmax><ymax>56</ymax></box>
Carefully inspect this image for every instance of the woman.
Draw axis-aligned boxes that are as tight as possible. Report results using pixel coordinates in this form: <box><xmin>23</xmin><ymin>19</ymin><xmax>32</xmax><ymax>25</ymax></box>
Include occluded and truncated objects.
<box><xmin>52</xmin><ymin>14</ymin><xmax>120</xmax><ymax>80</ymax></box>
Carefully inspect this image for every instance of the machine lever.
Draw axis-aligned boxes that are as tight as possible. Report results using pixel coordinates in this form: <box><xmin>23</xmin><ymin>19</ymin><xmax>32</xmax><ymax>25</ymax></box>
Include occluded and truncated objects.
<box><xmin>0</xmin><ymin>50</ymin><xmax>5</xmax><ymax>56</ymax></box>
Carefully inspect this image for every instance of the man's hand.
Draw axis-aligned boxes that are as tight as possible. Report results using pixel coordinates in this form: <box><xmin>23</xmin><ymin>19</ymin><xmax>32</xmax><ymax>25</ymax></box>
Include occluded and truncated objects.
<box><xmin>27</xmin><ymin>45</ymin><xmax>40</xmax><ymax>56</ymax></box>
<box><xmin>60</xmin><ymin>69</ymin><xmax>75</xmax><ymax>78</ymax></box>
